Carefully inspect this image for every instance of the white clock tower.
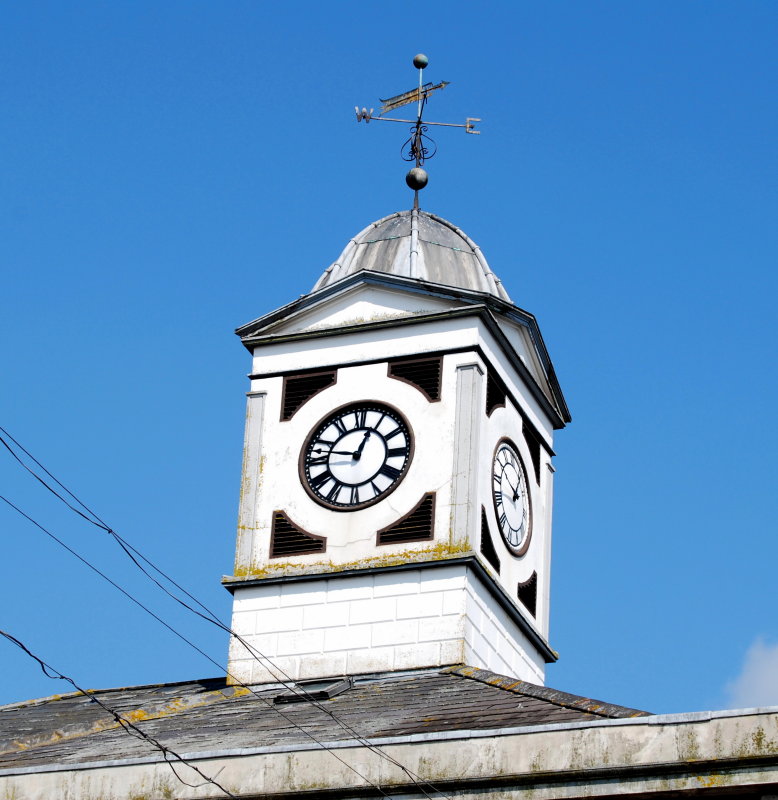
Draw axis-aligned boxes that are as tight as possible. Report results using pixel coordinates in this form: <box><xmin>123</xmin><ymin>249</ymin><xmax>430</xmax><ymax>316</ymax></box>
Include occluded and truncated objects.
<box><xmin>224</xmin><ymin>207</ymin><xmax>570</xmax><ymax>686</ymax></box>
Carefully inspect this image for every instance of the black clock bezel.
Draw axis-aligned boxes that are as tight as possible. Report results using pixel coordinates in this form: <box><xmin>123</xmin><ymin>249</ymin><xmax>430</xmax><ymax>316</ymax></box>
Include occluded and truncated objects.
<box><xmin>491</xmin><ymin>437</ymin><xmax>533</xmax><ymax>556</ymax></box>
<box><xmin>299</xmin><ymin>401</ymin><xmax>414</xmax><ymax>512</ymax></box>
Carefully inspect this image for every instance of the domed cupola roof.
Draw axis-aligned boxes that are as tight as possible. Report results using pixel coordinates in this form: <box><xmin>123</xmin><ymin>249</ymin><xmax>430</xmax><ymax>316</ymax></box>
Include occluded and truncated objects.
<box><xmin>312</xmin><ymin>209</ymin><xmax>511</xmax><ymax>302</ymax></box>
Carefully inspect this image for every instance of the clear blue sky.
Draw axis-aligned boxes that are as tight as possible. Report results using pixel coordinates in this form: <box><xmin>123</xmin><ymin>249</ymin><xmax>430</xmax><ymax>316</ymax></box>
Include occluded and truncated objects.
<box><xmin>2</xmin><ymin>1</ymin><xmax>776</xmax><ymax>714</ymax></box>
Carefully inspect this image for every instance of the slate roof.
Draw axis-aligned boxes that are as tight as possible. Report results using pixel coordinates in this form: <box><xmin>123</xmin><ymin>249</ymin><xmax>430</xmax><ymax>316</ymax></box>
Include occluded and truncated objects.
<box><xmin>0</xmin><ymin>666</ymin><xmax>648</xmax><ymax>771</ymax></box>
<box><xmin>312</xmin><ymin>210</ymin><xmax>511</xmax><ymax>301</ymax></box>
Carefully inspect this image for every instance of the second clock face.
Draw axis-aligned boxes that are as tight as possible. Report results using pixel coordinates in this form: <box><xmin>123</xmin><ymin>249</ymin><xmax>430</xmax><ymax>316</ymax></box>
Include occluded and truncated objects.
<box><xmin>301</xmin><ymin>403</ymin><xmax>413</xmax><ymax>510</ymax></box>
<box><xmin>492</xmin><ymin>439</ymin><xmax>532</xmax><ymax>555</ymax></box>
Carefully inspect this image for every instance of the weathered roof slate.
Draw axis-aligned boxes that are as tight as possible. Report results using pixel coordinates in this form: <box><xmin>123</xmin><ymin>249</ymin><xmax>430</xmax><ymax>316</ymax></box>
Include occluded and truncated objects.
<box><xmin>0</xmin><ymin>666</ymin><xmax>648</xmax><ymax>772</ymax></box>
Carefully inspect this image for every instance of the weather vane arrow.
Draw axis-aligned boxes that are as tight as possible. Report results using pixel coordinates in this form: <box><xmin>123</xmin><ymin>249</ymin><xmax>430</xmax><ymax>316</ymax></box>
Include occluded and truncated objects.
<box><xmin>354</xmin><ymin>53</ymin><xmax>481</xmax><ymax>207</ymax></box>
<box><xmin>378</xmin><ymin>80</ymin><xmax>450</xmax><ymax>116</ymax></box>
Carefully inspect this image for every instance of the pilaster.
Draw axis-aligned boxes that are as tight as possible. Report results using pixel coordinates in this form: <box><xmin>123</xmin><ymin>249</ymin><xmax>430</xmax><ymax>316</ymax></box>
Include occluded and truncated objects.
<box><xmin>234</xmin><ymin>391</ymin><xmax>266</xmax><ymax>575</ymax></box>
<box><xmin>450</xmin><ymin>362</ymin><xmax>484</xmax><ymax>548</ymax></box>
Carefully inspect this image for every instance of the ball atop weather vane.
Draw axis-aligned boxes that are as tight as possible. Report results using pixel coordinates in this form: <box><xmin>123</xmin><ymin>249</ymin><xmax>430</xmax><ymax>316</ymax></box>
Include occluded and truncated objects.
<box><xmin>354</xmin><ymin>53</ymin><xmax>481</xmax><ymax>208</ymax></box>
<box><xmin>412</xmin><ymin>53</ymin><xmax>429</xmax><ymax>69</ymax></box>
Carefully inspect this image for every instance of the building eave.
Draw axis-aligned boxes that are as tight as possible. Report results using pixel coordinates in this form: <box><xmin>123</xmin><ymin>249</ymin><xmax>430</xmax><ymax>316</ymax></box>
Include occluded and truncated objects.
<box><xmin>2</xmin><ymin>706</ymin><xmax>776</xmax><ymax>800</ymax></box>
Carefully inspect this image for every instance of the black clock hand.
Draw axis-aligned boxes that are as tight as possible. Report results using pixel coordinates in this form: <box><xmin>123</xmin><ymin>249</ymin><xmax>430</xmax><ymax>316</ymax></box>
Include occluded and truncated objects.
<box><xmin>313</xmin><ymin>448</ymin><xmax>355</xmax><ymax>457</ymax></box>
<box><xmin>505</xmin><ymin>479</ymin><xmax>520</xmax><ymax>502</ymax></box>
<box><xmin>354</xmin><ymin>430</ymin><xmax>371</xmax><ymax>460</ymax></box>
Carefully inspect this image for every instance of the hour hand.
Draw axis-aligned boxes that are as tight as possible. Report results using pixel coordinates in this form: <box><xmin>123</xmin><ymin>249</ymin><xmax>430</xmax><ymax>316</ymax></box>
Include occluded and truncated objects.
<box><xmin>355</xmin><ymin>430</ymin><xmax>371</xmax><ymax>459</ymax></box>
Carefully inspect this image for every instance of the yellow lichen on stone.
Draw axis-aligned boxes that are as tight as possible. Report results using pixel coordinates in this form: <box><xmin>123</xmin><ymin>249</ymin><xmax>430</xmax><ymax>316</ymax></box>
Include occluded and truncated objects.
<box><xmin>1</xmin><ymin>687</ymin><xmax>246</xmax><ymax>756</ymax></box>
<box><xmin>695</xmin><ymin>772</ymin><xmax>730</xmax><ymax>788</ymax></box>
<box><xmin>226</xmin><ymin>540</ymin><xmax>475</xmax><ymax>582</ymax></box>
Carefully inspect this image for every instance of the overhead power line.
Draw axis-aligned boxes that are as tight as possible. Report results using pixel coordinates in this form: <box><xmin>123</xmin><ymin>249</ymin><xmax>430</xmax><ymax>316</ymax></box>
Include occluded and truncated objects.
<box><xmin>0</xmin><ymin>427</ymin><xmax>451</xmax><ymax>799</ymax></box>
<box><xmin>0</xmin><ymin>492</ymin><xmax>394</xmax><ymax>799</ymax></box>
<box><xmin>0</xmin><ymin>628</ymin><xmax>237</xmax><ymax>798</ymax></box>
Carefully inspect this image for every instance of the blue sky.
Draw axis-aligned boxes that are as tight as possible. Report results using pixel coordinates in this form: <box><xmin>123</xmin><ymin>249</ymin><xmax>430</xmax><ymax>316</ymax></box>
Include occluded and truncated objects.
<box><xmin>1</xmin><ymin>1</ymin><xmax>776</xmax><ymax>714</ymax></box>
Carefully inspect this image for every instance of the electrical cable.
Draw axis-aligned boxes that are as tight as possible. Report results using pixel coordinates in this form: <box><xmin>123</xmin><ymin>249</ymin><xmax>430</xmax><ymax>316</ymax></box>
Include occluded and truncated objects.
<box><xmin>0</xmin><ymin>428</ymin><xmax>446</xmax><ymax>799</ymax></box>
<box><xmin>0</xmin><ymin>427</ymin><xmax>449</xmax><ymax>799</ymax></box>
<box><xmin>0</xmin><ymin>628</ymin><xmax>237</xmax><ymax>798</ymax></box>
<box><xmin>0</xmin><ymin>428</ymin><xmax>449</xmax><ymax>798</ymax></box>
<box><xmin>0</xmin><ymin>493</ymin><xmax>394</xmax><ymax>799</ymax></box>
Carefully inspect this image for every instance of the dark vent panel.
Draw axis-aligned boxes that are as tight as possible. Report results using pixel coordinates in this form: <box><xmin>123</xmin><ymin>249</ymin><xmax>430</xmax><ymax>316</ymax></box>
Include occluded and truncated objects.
<box><xmin>282</xmin><ymin>371</ymin><xmax>336</xmax><ymax>421</ymax></box>
<box><xmin>486</xmin><ymin>371</ymin><xmax>506</xmax><ymax>416</ymax></box>
<box><xmin>270</xmin><ymin>511</ymin><xmax>326</xmax><ymax>558</ymax></box>
<box><xmin>480</xmin><ymin>508</ymin><xmax>501</xmax><ymax>574</ymax></box>
<box><xmin>274</xmin><ymin>677</ymin><xmax>353</xmax><ymax>705</ymax></box>
<box><xmin>518</xmin><ymin>571</ymin><xmax>538</xmax><ymax>618</ymax></box>
<box><xmin>377</xmin><ymin>493</ymin><xmax>435</xmax><ymax>545</ymax></box>
<box><xmin>523</xmin><ymin>424</ymin><xmax>542</xmax><ymax>484</ymax></box>
<box><xmin>388</xmin><ymin>357</ymin><xmax>442</xmax><ymax>402</ymax></box>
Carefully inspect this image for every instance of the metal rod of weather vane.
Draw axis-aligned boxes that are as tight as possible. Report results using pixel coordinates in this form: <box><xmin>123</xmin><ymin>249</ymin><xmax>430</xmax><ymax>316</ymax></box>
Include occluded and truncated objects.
<box><xmin>417</xmin><ymin>64</ymin><xmax>423</xmax><ymax>122</ymax></box>
<box><xmin>364</xmin><ymin>117</ymin><xmax>473</xmax><ymax>129</ymax></box>
<box><xmin>416</xmin><ymin>65</ymin><xmax>423</xmax><ymax>169</ymax></box>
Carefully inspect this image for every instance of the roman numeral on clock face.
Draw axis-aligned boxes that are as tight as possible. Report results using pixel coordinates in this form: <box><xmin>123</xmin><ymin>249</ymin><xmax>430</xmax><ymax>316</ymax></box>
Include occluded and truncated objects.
<box><xmin>309</xmin><ymin>470</ymin><xmax>331</xmax><ymax>490</ymax></box>
<box><xmin>386</xmin><ymin>446</ymin><xmax>408</xmax><ymax>458</ymax></box>
<box><xmin>379</xmin><ymin>463</ymin><xmax>401</xmax><ymax>480</ymax></box>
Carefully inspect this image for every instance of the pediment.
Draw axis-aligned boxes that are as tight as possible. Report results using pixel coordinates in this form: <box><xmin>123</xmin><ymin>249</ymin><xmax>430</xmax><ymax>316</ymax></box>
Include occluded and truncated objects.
<box><xmin>253</xmin><ymin>283</ymin><xmax>458</xmax><ymax>338</ymax></box>
<box><xmin>493</xmin><ymin>317</ymin><xmax>550</xmax><ymax>397</ymax></box>
<box><xmin>236</xmin><ymin>271</ymin><xmax>498</xmax><ymax>342</ymax></box>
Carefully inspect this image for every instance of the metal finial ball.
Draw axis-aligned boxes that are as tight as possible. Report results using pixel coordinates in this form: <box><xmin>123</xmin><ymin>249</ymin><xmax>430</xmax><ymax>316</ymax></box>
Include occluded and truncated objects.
<box><xmin>412</xmin><ymin>53</ymin><xmax>429</xmax><ymax>69</ymax></box>
<box><xmin>406</xmin><ymin>167</ymin><xmax>428</xmax><ymax>190</ymax></box>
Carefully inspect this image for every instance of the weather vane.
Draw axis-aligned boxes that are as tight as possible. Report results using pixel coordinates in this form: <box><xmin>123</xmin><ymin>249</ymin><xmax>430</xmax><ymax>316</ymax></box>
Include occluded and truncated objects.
<box><xmin>355</xmin><ymin>53</ymin><xmax>481</xmax><ymax>207</ymax></box>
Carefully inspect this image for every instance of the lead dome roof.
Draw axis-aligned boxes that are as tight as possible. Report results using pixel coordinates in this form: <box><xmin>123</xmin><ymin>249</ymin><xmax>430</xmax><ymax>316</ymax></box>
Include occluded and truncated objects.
<box><xmin>312</xmin><ymin>209</ymin><xmax>511</xmax><ymax>302</ymax></box>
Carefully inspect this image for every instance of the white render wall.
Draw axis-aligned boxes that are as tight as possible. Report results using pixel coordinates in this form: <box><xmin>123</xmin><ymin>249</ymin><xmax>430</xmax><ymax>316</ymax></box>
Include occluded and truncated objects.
<box><xmin>227</xmin><ymin>564</ymin><xmax>546</xmax><ymax>686</ymax></box>
<box><xmin>233</xmin><ymin>344</ymin><xmax>553</xmax><ymax>643</ymax></box>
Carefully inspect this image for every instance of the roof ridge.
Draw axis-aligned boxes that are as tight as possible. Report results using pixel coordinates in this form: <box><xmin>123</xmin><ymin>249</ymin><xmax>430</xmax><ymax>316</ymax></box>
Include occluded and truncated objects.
<box><xmin>443</xmin><ymin>665</ymin><xmax>650</xmax><ymax>719</ymax></box>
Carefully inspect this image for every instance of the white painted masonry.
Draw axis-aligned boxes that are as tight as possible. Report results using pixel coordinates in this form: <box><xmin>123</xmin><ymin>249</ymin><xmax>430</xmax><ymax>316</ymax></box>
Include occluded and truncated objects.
<box><xmin>226</xmin><ymin>214</ymin><xmax>569</xmax><ymax>688</ymax></box>
<box><xmin>229</xmin><ymin>342</ymin><xmax>553</xmax><ymax>644</ymax></box>
<box><xmin>228</xmin><ymin>564</ymin><xmax>545</xmax><ymax>685</ymax></box>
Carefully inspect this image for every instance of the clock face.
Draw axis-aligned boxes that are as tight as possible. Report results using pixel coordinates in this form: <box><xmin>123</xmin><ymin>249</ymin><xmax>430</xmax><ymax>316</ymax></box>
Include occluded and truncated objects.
<box><xmin>492</xmin><ymin>439</ymin><xmax>532</xmax><ymax>555</ymax></box>
<box><xmin>301</xmin><ymin>403</ymin><xmax>413</xmax><ymax>510</ymax></box>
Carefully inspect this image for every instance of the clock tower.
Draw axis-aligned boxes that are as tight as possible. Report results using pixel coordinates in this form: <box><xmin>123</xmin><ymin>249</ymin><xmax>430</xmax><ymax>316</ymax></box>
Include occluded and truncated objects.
<box><xmin>224</xmin><ymin>207</ymin><xmax>570</xmax><ymax>686</ymax></box>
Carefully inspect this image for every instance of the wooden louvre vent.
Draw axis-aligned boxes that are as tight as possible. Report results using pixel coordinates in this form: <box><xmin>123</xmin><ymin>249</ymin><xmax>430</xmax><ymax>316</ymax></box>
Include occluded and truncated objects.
<box><xmin>388</xmin><ymin>356</ymin><xmax>442</xmax><ymax>401</ymax></box>
<box><xmin>281</xmin><ymin>370</ymin><xmax>337</xmax><ymax>421</ymax></box>
<box><xmin>377</xmin><ymin>493</ymin><xmax>435</xmax><ymax>545</ymax></box>
<box><xmin>270</xmin><ymin>511</ymin><xmax>326</xmax><ymax>558</ymax></box>
<box><xmin>517</xmin><ymin>571</ymin><xmax>538</xmax><ymax>618</ymax></box>
<box><xmin>479</xmin><ymin>508</ymin><xmax>501</xmax><ymax>574</ymax></box>
<box><xmin>485</xmin><ymin>370</ymin><xmax>507</xmax><ymax>416</ymax></box>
